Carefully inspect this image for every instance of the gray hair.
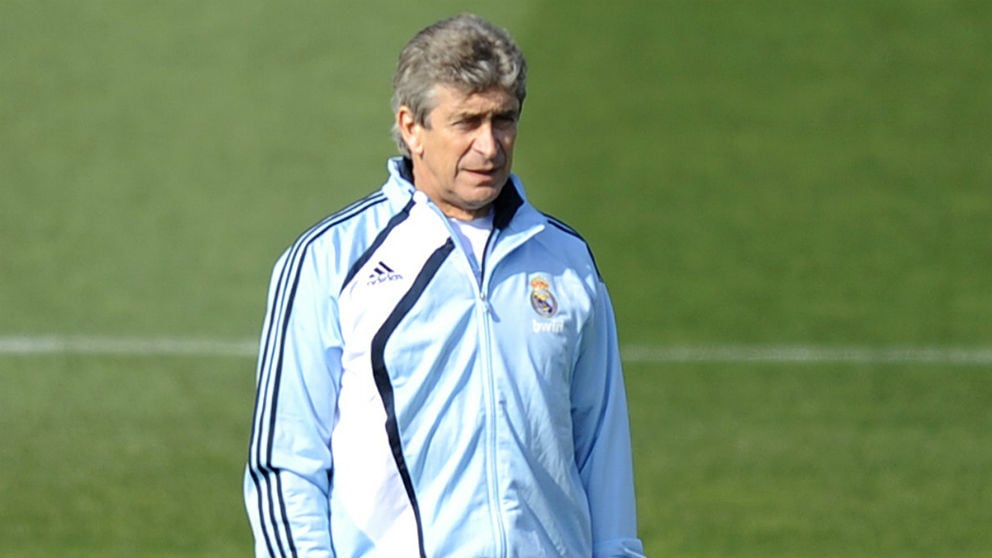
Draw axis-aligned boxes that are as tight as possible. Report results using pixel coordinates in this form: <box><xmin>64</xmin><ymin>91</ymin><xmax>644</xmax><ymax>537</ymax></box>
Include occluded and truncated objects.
<box><xmin>391</xmin><ymin>13</ymin><xmax>528</xmax><ymax>157</ymax></box>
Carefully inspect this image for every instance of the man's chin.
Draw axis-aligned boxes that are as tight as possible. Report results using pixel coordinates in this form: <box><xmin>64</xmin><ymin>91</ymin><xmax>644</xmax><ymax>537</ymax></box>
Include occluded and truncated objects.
<box><xmin>463</xmin><ymin>170</ymin><xmax>509</xmax><ymax>189</ymax></box>
<box><xmin>458</xmin><ymin>185</ymin><xmax>504</xmax><ymax>212</ymax></box>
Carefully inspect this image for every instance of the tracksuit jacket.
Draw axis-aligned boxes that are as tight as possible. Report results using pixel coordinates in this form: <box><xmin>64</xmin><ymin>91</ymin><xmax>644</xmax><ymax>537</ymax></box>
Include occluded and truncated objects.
<box><xmin>245</xmin><ymin>157</ymin><xmax>645</xmax><ymax>558</ymax></box>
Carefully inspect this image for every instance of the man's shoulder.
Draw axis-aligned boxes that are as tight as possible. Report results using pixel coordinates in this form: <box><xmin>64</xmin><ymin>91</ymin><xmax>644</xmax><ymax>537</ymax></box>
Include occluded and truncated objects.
<box><xmin>539</xmin><ymin>212</ymin><xmax>586</xmax><ymax>242</ymax></box>
<box><xmin>292</xmin><ymin>161</ymin><xmax>415</xmax><ymax>249</ymax></box>
<box><xmin>529</xmin><ymin>211</ymin><xmax>602</xmax><ymax>280</ymax></box>
<box><xmin>271</xmin><ymin>189</ymin><xmax>401</xmax><ymax>273</ymax></box>
<box><xmin>291</xmin><ymin>190</ymin><xmax>396</xmax><ymax>249</ymax></box>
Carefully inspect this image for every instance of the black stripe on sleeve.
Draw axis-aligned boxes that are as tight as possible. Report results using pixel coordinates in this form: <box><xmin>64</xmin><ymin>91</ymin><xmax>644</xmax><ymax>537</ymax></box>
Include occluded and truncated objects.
<box><xmin>544</xmin><ymin>215</ymin><xmax>602</xmax><ymax>280</ymax></box>
<box><xmin>247</xmin><ymin>192</ymin><xmax>387</xmax><ymax>557</ymax></box>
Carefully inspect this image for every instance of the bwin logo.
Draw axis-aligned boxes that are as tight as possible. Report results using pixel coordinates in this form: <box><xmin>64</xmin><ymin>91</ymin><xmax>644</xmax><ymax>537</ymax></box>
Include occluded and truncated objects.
<box><xmin>367</xmin><ymin>261</ymin><xmax>403</xmax><ymax>286</ymax></box>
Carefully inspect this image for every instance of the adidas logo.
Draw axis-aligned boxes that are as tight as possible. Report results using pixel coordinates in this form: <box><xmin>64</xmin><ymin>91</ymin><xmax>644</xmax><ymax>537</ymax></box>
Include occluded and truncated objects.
<box><xmin>367</xmin><ymin>261</ymin><xmax>403</xmax><ymax>286</ymax></box>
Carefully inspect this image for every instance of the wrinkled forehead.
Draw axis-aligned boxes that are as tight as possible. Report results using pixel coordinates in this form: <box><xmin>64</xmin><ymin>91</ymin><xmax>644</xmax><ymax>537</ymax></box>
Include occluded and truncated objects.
<box><xmin>427</xmin><ymin>84</ymin><xmax>520</xmax><ymax>115</ymax></box>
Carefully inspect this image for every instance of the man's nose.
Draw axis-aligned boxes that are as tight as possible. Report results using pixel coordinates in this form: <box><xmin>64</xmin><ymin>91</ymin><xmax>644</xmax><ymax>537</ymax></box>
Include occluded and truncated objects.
<box><xmin>473</xmin><ymin>121</ymin><xmax>500</xmax><ymax>159</ymax></box>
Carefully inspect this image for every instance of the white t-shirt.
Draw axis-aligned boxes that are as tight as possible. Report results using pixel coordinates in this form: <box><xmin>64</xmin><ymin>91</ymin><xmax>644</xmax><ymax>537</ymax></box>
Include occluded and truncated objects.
<box><xmin>448</xmin><ymin>211</ymin><xmax>494</xmax><ymax>272</ymax></box>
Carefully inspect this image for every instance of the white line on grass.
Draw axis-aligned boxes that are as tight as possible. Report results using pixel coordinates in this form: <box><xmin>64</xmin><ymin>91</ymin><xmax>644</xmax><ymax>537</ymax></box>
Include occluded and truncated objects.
<box><xmin>1</xmin><ymin>335</ymin><xmax>991</xmax><ymax>365</ymax></box>
<box><xmin>0</xmin><ymin>335</ymin><xmax>257</xmax><ymax>358</ymax></box>
<box><xmin>621</xmin><ymin>345</ymin><xmax>992</xmax><ymax>366</ymax></box>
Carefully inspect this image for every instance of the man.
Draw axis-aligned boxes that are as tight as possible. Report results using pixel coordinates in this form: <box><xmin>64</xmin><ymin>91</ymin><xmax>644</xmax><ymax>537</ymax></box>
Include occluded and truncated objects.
<box><xmin>245</xmin><ymin>13</ymin><xmax>645</xmax><ymax>558</ymax></box>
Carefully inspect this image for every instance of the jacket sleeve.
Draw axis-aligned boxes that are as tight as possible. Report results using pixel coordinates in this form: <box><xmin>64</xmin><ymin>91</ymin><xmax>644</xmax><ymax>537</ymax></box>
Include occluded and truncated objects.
<box><xmin>244</xmin><ymin>245</ymin><xmax>342</xmax><ymax>558</ymax></box>
<box><xmin>571</xmin><ymin>280</ymin><xmax>647</xmax><ymax>558</ymax></box>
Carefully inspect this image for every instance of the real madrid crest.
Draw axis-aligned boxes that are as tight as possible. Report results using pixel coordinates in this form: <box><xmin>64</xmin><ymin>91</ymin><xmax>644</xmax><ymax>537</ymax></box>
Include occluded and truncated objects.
<box><xmin>529</xmin><ymin>275</ymin><xmax>558</xmax><ymax>318</ymax></box>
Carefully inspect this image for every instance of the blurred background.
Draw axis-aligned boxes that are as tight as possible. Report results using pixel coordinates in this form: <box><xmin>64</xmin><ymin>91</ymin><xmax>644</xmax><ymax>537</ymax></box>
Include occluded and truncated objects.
<box><xmin>2</xmin><ymin>1</ymin><xmax>990</xmax><ymax>556</ymax></box>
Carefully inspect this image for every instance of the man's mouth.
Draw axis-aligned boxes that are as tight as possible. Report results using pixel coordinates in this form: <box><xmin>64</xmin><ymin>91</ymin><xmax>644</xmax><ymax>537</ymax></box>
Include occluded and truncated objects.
<box><xmin>464</xmin><ymin>164</ymin><xmax>502</xmax><ymax>176</ymax></box>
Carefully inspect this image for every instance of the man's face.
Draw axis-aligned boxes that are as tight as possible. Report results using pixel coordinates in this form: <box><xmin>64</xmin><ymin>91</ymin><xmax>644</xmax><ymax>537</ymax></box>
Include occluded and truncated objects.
<box><xmin>399</xmin><ymin>85</ymin><xmax>520</xmax><ymax>221</ymax></box>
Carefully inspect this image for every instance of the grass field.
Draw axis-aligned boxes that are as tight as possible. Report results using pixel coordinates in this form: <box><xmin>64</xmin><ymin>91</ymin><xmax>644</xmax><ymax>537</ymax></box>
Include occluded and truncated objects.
<box><xmin>2</xmin><ymin>1</ymin><xmax>991</xmax><ymax>557</ymax></box>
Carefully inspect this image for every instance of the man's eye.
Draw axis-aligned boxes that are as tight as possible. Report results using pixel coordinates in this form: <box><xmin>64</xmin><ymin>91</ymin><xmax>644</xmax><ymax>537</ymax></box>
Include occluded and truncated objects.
<box><xmin>454</xmin><ymin>117</ymin><xmax>480</xmax><ymax>128</ymax></box>
<box><xmin>494</xmin><ymin>115</ymin><xmax>517</xmax><ymax>128</ymax></box>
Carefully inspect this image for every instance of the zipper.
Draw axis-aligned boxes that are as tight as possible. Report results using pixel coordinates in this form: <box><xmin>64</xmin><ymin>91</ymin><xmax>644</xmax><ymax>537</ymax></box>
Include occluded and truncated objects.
<box><xmin>478</xmin><ymin>229</ymin><xmax>507</xmax><ymax>558</ymax></box>
<box><xmin>430</xmin><ymin>201</ymin><xmax>507</xmax><ymax>556</ymax></box>
<box><xmin>475</xmin><ymin>222</ymin><xmax>546</xmax><ymax>556</ymax></box>
<box><xmin>478</xmin><ymin>231</ymin><xmax>494</xmax><ymax>289</ymax></box>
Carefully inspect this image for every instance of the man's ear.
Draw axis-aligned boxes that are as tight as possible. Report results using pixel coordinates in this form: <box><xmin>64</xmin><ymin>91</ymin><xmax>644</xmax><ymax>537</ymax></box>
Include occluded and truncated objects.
<box><xmin>396</xmin><ymin>106</ymin><xmax>424</xmax><ymax>157</ymax></box>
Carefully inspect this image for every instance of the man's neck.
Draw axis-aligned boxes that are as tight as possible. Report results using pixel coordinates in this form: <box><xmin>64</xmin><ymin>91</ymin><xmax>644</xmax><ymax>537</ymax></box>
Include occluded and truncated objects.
<box><xmin>408</xmin><ymin>159</ymin><xmax>495</xmax><ymax>221</ymax></box>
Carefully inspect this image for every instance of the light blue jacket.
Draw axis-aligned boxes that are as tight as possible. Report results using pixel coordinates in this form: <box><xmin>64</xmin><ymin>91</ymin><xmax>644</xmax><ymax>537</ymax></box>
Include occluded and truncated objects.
<box><xmin>245</xmin><ymin>158</ymin><xmax>644</xmax><ymax>558</ymax></box>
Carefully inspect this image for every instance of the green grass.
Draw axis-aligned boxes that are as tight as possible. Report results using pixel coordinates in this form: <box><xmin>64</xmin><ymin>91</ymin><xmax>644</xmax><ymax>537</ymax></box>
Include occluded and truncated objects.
<box><xmin>0</xmin><ymin>356</ymin><xmax>254</xmax><ymax>558</ymax></box>
<box><xmin>517</xmin><ymin>0</ymin><xmax>991</xmax><ymax>346</ymax></box>
<box><xmin>2</xmin><ymin>358</ymin><xmax>989</xmax><ymax>557</ymax></box>
<box><xmin>2</xmin><ymin>0</ymin><xmax>990</xmax><ymax>556</ymax></box>
<box><xmin>628</xmin><ymin>362</ymin><xmax>992</xmax><ymax>557</ymax></box>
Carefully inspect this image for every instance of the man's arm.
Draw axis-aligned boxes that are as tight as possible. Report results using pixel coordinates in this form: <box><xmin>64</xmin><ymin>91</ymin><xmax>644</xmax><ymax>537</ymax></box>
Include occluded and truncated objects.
<box><xmin>571</xmin><ymin>281</ymin><xmax>647</xmax><ymax>558</ymax></box>
<box><xmin>245</xmin><ymin>246</ymin><xmax>341</xmax><ymax>558</ymax></box>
